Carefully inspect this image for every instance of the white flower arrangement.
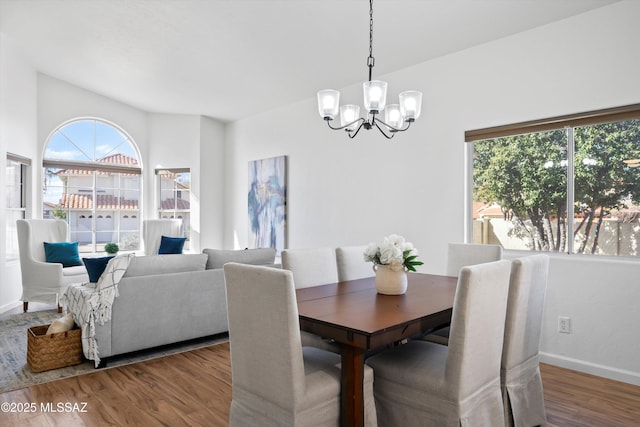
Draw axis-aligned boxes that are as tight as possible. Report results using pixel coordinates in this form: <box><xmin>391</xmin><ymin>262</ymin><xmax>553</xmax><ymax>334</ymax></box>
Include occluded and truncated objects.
<box><xmin>363</xmin><ymin>234</ymin><xmax>423</xmax><ymax>272</ymax></box>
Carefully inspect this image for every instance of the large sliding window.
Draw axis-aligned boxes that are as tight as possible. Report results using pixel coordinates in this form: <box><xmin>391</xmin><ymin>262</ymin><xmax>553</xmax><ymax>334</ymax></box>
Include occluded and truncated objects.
<box><xmin>469</xmin><ymin>104</ymin><xmax>640</xmax><ymax>257</ymax></box>
<box><xmin>43</xmin><ymin>119</ymin><xmax>141</xmax><ymax>253</ymax></box>
<box><xmin>6</xmin><ymin>154</ymin><xmax>29</xmax><ymax>260</ymax></box>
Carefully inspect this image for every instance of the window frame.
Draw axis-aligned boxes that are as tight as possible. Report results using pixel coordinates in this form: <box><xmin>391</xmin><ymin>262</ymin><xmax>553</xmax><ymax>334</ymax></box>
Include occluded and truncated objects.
<box><xmin>466</xmin><ymin>103</ymin><xmax>640</xmax><ymax>257</ymax></box>
<box><xmin>42</xmin><ymin>118</ymin><xmax>142</xmax><ymax>253</ymax></box>
<box><xmin>156</xmin><ymin>168</ymin><xmax>191</xmax><ymax>249</ymax></box>
<box><xmin>6</xmin><ymin>153</ymin><xmax>30</xmax><ymax>261</ymax></box>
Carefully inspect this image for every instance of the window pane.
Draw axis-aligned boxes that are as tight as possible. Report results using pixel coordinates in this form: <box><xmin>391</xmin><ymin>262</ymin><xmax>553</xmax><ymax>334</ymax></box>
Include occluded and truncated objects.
<box><xmin>573</xmin><ymin>120</ymin><xmax>640</xmax><ymax>256</ymax></box>
<box><xmin>6</xmin><ymin>159</ymin><xmax>27</xmax><ymax>260</ymax></box>
<box><xmin>6</xmin><ymin>161</ymin><xmax>23</xmax><ymax>208</ymax></box>
<box><xmin>473</xmin><ymin>130</ymin><xmax>568</xmax><ymax>252</ymax></box>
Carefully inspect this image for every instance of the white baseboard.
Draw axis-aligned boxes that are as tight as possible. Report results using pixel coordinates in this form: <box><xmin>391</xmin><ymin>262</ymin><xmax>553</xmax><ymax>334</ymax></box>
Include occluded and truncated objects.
<box><xmin>0</xmin><ymin>300</ymin><xmax>21</xmax><ymax>315</ymax></box>
<box><xmin>540</xmin><ymin>352</ymin><xmax>640</xmax><ymax>386</ymax></box>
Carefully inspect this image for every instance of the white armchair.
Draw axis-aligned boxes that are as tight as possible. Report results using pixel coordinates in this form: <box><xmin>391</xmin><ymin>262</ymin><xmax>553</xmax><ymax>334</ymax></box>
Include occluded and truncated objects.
<box><xmin>142</xmin><ymin>219</ymin><xmax>183</xmax><ymax>255</ymax></box>
<box><xmin>17</xmin><ymin>219</ymin><xmax>89</xmax><ymax>312</ymax></box>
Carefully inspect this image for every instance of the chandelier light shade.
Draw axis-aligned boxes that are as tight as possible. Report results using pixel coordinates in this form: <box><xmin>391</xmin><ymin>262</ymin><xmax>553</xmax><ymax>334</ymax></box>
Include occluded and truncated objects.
<box><xmin>317</xmin><ymin>89</ymin><xmax>340</xmax><ymax>120</ymax></box>
<box><xmin>384</xmin><ymin>104</ymin><xmax>403</xmax><ymax>129</ymax></box>
<box><xmin>399</xmin><ymin>91</ymin><xmax>422</xmax><ymax>121</ymax></box>
<box><xmin>317</xmin><ymin>0</ymin><xmax>423</xmax><ymax>139</ymax></box>
<box><xmin>340</xmin><ymin>105</ymin><xmax>361</xmax><ymax>130</ymax></box>
<box><xmin>363</xmin><ymin>80</ymin><xmax>388</xmax><ymax>113</ymax></box>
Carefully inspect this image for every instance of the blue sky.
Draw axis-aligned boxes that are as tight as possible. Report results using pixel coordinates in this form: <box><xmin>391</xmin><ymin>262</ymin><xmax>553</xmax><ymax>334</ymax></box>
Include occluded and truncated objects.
<box><xmin>45</xmin><ymin>120</ymin><xmax>137</xmax><ymax>162</ymax></box>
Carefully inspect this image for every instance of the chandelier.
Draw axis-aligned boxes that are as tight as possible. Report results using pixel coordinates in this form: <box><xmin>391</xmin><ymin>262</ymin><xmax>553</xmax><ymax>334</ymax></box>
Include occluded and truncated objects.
<box><xmin>317</xmin><ymin>0</ymin><xmax>423</xmax><ymax>139</ymax></box>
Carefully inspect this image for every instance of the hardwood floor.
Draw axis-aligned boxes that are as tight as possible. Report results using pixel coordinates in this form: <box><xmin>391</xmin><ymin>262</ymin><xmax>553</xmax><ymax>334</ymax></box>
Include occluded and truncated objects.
<box><xmin>541</xmin><ymin>363</ymin><xmax>640</xmax><ymax>427</ymax></box>
<box><xmin>0</xmin><ymin>343</ymin><xmax>232</xmax><ymax>426</ymax></box>
<box><xmin>1</xmin><ymin>342</ymin><xmax>639</xmax><ymax>427</ymax></box>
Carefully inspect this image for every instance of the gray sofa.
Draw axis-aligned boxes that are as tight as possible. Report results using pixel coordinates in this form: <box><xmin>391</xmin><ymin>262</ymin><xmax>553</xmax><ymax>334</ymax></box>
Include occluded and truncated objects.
<box><xmin>93</xmin><ymin>248</ymin><xmax>277</xmax><ymax>365</ymax></box>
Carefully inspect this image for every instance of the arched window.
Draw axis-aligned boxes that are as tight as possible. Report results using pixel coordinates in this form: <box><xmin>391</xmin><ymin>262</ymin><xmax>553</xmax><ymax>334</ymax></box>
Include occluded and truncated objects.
<box><xmin>43</xmin><ymin>118</ymin><xmax>142</xmax><ymax>253</ymax></box>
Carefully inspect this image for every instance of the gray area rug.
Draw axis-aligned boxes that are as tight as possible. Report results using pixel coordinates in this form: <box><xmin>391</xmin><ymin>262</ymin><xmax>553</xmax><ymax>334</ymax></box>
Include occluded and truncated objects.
<box><xmin>0</xmin><ymin>309</ymin><xmax>228</xmax><ymax>393</ymax></box>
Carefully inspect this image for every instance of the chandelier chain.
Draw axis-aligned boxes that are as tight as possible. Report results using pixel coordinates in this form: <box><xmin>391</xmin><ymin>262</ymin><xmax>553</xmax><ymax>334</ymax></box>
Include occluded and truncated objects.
<box><xmin>367</xmin><ymin>0</ymin><xmax>374</xmax><ymax>81</ymax></box>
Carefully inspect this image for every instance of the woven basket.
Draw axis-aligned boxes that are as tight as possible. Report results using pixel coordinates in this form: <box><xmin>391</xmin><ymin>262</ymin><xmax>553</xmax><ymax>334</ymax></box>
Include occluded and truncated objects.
<box><xmin>27</xmin><ymin>324</ymin><xmax>83</xmax><ymax>372</ymax></box>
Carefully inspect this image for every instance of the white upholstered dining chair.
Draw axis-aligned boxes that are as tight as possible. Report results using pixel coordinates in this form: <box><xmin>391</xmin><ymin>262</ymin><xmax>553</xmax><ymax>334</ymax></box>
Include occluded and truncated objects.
<box><xmin>336</xmin><ymin>245</ymin><xmax>374</xmax><ymax>282</ymax></box>
<box><xmin>223</xmin><ymin>262</ymin><xmax>377</xmax><ymax>427</ymax></box>
<box><xmin>501</xmin><ymin>254</ymin><xmax>549</xmax><ymax>427</ymax></box>
<box><xmin>424</xmin><ymin>242</ymin><xmax>504</xmax><ymax>344</ymax></box>
<box><xmin>281</xmin><ymin>247</ymin><xmax>341</xmax><ymax>353</ymax></box>
<box><xmin>446</xmin><ymin>242</ymin><xmax>503</xmax><ymax>276</ymax></box>
<box><xmin>281</xmin><ymin>247</ymin><xmax>339</xmax><ymax>288</ymax></box>
<box><xmin>17</xmin><ymin>219</ymin><xmax>90</xmax><ymax>312</ymax></box>
<box><xmin>142</xmin><ymin>219</ymin><xmax>183</xmax><ymax>255</ymax></box>
<box><xmin>366</xmin><ymin>260</ymin><xmax>512</xmax><ymax>427</ymax></box>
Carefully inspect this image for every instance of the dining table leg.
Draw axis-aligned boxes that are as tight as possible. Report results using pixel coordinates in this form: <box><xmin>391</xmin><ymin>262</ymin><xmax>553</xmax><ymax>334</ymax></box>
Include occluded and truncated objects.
<box><xmin>341</xmin><ymin>344</ymin><xmax>365</xmax><ymax>427</ymax></box>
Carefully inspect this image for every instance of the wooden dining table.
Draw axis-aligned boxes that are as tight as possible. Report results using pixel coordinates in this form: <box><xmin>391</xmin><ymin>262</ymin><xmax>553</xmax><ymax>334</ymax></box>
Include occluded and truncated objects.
<box><xmin>296</xmin><ymin>272</ymin><xmax>458</xmax><ymax>427</ymax></box>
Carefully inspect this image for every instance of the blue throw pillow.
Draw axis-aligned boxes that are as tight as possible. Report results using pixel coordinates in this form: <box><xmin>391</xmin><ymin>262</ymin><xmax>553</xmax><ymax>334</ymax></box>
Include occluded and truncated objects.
<box><xmin>83</xmin><ymin>256</ymin><xmax>115</xmax><ymax>283</ymax></box>
<box><xmin>158</xmin><ymin>235</ymin><xmax>186</xmax><ymax>254</ymax></box>
<box><xmin>43</xmin><ymin>241</ymin><xmax>83</xmax><ymax>267</ymax></box>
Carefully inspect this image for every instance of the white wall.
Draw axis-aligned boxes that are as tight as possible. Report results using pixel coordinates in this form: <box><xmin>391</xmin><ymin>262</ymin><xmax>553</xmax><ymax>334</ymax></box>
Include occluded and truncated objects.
<box><xmin>225</xmin><ymin>1</ymin><xmax>640</xmax><ymax>384</ymax></box>
<box><xmin>148</xmin><ymin>114</ymin><xmax>200</xmax><ymax>251</ymax></box>
<box><xmin>0</xmin><ymin>35</ymin><xmax>37</xmax><ymax>311</ymax></box>
<box><xmin>200</xmin><ymin>116</ymin><xmax>226</xmax><ymax>249</ymax></box>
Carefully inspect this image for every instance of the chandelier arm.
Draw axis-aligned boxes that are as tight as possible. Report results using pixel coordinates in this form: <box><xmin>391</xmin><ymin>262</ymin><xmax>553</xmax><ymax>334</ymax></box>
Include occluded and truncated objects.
<box><xmin>375</xmin><ymin>118</ymin><xmax>413</xmax><ymax>133</ymax></box>
<box><xmin>325</xmin><ymin>117</ymin><xmax>366</xmax><ymax>131</ymax></box>
<box><xmin>347</xmin><ymin>121</ymin><xmax>366</xmax><ymax>139</ymax></box>
<box><xmin>373</xmin><ymin>121</ymin><xmax>396</xmax><ymax>139</ymax></box>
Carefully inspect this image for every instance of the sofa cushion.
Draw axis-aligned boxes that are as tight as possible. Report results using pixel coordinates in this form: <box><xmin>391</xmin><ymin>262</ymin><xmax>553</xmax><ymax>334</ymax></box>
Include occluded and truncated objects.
<box><xmin>203</xmin><ymin>248</ymin><xmax>277</xmax><ymax>270</ymax></box>
<box><xmin>83</xmin><ymin>256</ymin><xmax>115</xmax><ymax>283</ymax></box>
<box><xmin>158</xmin><ymin>235</ymin><xmax>187</xmax><ymax>254</ymax></box>
<box><xmin>123</xmin><ymin>253</ymin><xmax>208</xmax><ymax>278</ymax></box>
<box><xmin>44</xmin><ymin>241</ymin><xmax>83</xmax><ymax>267</ymax></box>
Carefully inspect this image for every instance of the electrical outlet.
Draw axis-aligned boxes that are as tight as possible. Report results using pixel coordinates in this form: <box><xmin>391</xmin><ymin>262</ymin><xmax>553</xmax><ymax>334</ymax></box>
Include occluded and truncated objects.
<box><xmin>558</xmin><ymin>316</ymin><xmax>571</xmax><ymax>334</ymax></box>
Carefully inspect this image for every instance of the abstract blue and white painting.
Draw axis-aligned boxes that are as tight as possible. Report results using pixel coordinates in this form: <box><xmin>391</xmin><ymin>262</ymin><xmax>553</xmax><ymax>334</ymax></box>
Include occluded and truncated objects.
<box><xmin>248</xmin><ymin>155</ymin><xmax>286</xmax><ymax>255</ymax></box>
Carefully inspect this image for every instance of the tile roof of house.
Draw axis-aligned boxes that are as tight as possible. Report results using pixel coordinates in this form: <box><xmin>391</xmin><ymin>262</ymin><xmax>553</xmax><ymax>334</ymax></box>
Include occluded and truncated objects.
<box><xmin>160</xmin><ymin>198</ymin><xmax>191</xmax><ymax>210</ymax></box>
<box><xmin>473</xmin><ymin>201</ymin><xmax>504</xmax><ymax>219</ymax></box>
<box><xmin>60</xmin><ymin>194</ymin><xmax>139</xmax><ymax>210</ymax></box>
<box><xmin>100</xmin><ymin>153</ymin><xmax>138</xmax><ymax>165</ymax></box>
<box><xmin>58</xmin><ymin>195</ymin><xmax>191</xmax><ymax>210</ymax></box>
<box><xmin>56</xmin><ymin>153</ymin><xmax>139</xmax><ymax>175</ymax></box>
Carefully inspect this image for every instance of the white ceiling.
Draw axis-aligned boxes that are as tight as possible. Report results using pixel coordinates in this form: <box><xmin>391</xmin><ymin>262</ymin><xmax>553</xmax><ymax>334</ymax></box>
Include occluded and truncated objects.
<box><xmin>0</xmin><ymin>0</ymin><xmax>619</xmax><ymax>122</ymax></box>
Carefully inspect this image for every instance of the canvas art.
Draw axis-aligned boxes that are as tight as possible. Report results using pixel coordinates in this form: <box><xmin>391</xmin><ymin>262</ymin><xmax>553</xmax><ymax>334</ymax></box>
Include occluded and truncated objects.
<box><xmin>248</xmin><ymin>155</ymin><xmax>286</xmax><ymax>255</ymax></box>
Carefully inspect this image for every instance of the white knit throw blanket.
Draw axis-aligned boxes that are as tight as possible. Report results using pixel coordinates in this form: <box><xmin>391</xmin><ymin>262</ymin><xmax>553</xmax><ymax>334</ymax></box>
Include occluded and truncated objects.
<box><xmin>64</xmin><ymin>253</ymin><xmax>134</xmax><ymax>367</ymax></box>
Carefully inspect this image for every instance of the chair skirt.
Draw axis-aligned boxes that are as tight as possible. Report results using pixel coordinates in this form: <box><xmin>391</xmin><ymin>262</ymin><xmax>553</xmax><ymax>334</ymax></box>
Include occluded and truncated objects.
<box><xmin>373</xmin><ymin>374</ymin><xmax>505</xmax><ymax>427</ymax></box>
<box><xmin>501</xmin><ymin>356</ymin><xmax>546</xmax><ymax>427</ymax></box>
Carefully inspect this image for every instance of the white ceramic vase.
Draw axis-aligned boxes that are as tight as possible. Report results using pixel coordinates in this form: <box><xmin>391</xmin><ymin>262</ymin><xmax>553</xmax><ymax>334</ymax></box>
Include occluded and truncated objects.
<box><xmin>373</xmin><ymin>264</ymin><xmax>408</xmax><ymax>295</ymax></box>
